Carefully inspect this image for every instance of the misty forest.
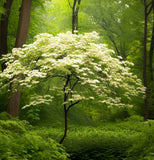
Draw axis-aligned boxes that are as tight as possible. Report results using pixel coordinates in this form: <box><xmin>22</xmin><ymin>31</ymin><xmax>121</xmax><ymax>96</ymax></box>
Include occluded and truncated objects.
<box><xmin>0</xmin><ymin>0</ymin><xmax>154</xmax><ymax>159</ymax></box>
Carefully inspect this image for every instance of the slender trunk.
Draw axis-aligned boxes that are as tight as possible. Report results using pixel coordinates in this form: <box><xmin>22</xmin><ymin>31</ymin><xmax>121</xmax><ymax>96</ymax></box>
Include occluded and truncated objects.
<box><xmin>8</xmin><ymin>0</ymin><xmax>32</xmax><ymax>117</ymax></box>
<box><xmin>59</xmin><ymin>75</ymin><xmax>80</xmax><ymax>144</ymax></box>
<box><xmin>0</xmin><ymin>0</ymin><xmax>13</xmax><ymax>70</ymax></box>
<box><xmin>149</xmin><ymin>2</ymin><xmax>154</xmax><ymax>113</ymax></box>
<box><xmin>143</xmin><ymin>0</ymin><xmax>149</xmax><ymax>120</ymax></box>
<box><xmin>59</xmin><ymin>100</ymin><xmax>79</xmax><ymax>144</ymax></box>
<box><xmin>59</xmin><ymin>107</ymin><xmax>68</xmax><ymax>144</ymax></box>
<box><xmin>149</xmin><ymin>5</ymin><xmax>154</xmax><ymax>83</ymax></box>
<box><xmin>149</xmin><ymin>28</ymin><xmax>154</xmax><ymax>82</ymax></box>
<box><xmin>72</xmin><ymin>0</ymin><xmax>77</xmax><ymax>34</ymax></box>
<box><xmin>108</xmin><ymin>34</ymin><xmax>120</xmax><ymax>56</ymax></box>
<box><xmin>72</xmin><ymin>0</ymin><xmax>81</xmax><ymax>34</ymax></box>
<box><xmin>59</xmin><ymin>75</ymin><xmax>70</xmax><ymax>144</ymax></box>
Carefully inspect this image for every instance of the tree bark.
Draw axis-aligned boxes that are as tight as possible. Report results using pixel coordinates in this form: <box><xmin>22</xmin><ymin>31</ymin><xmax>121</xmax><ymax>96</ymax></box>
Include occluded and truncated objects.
<box><xmin>59</xmin><ymin>75</ymin><xmax>70</xmax><ymax>144</ymax></box>
<box><xmin>0</xmin><ymin>0</ymin><xmax>13</xmax><ymax>70</ymax></box>
<box><xmin>15</xmin><ymin>0</ymin><xmax>32</xmax><ymax>47</ymax></box>
<box><xmin>7</xmin><ymin>85</ymin><xmax>21</xmax><ymax>117</ymax></box>
<box><xmin>72</xmin><ymin>0</ymin><xmax>81</xmax><ymax>34</ymax></box>
<box><xmin>59</xmin><ymin>106</ymin><xmax>68</xmax><ymax>144</ymax></box>
<box><xmin>149</xmin><ymin>1</ymin><xmax>154</xmax><ymax>83</ymax></box>
<box><xmin>8</xmin><ymin>0</ymin><xmax>32</xmax><ymax>117</ymax></box>
<box><xmin>149</xmin><ymin>1</ymin><xmax>154</xmax><ymax>114</ymax></box>
<box><xmin>59</xmin><ymin>75</ymin><xmax>79</xmax><ymax>144</ymax></box>
<box><xmin>143</xmin><ymin>0</ymin><xmax>149</xmax><ymax>120</ymax></box>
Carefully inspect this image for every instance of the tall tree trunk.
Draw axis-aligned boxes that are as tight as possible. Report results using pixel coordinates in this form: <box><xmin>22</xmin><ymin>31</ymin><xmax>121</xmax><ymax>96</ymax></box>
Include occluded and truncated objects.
<box><xmin>7</xmin><ymin>84</ymin><xmax>21</xmax><ymax>117</ymax></box>
<box><xmin>143</xmin><ymin>0</ymin><xmax>149</xmax><ymax>120</ymax></box>
<box><xmin>59</xmin><ymin>75</ymin><xmax>79</xmax><ymax>144</ymax></box>
<box><xmin>149</xmin><ymin>2</ymin><xmax>154</xmax><ymax>83</ymax></box>
<box><xmin>59</xmin><ymin>75</ymin><xmax>70</xmax><ymax>144</ymax></box>
<box><xmin>59</xmin><ymin>106</ymin><xmax>68</xmax><ymax>144</ymax></box>
<box><xmin>8</xmin><ymin>0</ymin><xmax>32</xmax><ymax>117</ymax></box>
<box><xmin>72</xmin><ymin>0</ymin><xmax>81</xmax><ymax>34</ymax></box>
<box><xmin>149</xmin><ymin>1</ymin><xmax>154</xmax><ymax>114</ymax></box>
<box><xmin>15</xmin><ymin>0</ymin><xmax>32</xmax><ymax>47</ymax></box>
<box><xmin>0</xmin><ymin>0</ymin><xmax>13</xmax><ymax>71</ymax></box>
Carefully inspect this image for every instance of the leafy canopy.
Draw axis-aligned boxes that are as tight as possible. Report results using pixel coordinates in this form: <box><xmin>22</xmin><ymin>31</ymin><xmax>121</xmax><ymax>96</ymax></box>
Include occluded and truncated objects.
<box><xmin>0</xmin><ymin>31</ymin><xmax>145</xmax><ymax>109</ymax></box>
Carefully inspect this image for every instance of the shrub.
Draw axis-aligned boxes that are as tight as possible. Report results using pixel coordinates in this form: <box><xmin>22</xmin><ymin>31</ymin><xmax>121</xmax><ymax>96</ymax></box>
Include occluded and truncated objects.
<box><xmin>0</xmin><ymin>133</ymin><xmax>68</xmax><ymax>160</ymax></box>
<box><xmin>0</xmin><ymin>120</ymin><xmax>27</xmax><ymax>134</ymax></box>
<box><xmin>0</xmin><ymin>120</ymin><xmax>69</xmax><ymax>160</ymax></box>
<box><xmin>62</xmin><ymin>123</ymin><xmax>154</xmax><ymax>160</ymax></box>
<box><xmin>0</xmin><ymin>111</ymin><xmax>13</xmax><ymax>120</ymax></box>
<box><xmin>125</xmin><ymin>115</ymin><xmax>144</xmax><ymax>122</ymax></box>
<box><xmin>63</xmin><ymin>127</ymin><xmax>133</xmax><ymax>160</ymax></box>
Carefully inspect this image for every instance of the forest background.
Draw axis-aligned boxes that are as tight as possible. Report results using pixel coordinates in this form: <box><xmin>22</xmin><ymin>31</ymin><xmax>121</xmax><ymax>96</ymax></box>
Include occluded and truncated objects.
<box><xmin>0</xmin><ymin>0</ymin><xmax>154</xmax><ymax>160</ymax></box>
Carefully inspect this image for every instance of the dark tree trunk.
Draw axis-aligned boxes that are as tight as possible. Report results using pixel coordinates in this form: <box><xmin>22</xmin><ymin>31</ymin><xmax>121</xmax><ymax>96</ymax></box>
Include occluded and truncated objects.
<box><xmin>0</xmin><ymin>0</ymin><xmax>13</xmax><ymax>70</ymax></box>
<box><xmin>8</xmin><ymin>0</ymin><xmax>32</xmax><ymax>117</ymax></box>
<box><xmin>59</xmin><ymin>75</ymin><xmax>79</xmax><ymax>144</ymax></box>
<box><xmin>149</xmin><ymin>2</ymin><xmax>154</xmax><ymax>83</ymax></box>
<box><xmin>59</xmin><ymin>106</ymin><xmax>68</xmax><ymax>144</ymax></box>
<box><xmin>59</xmin><ymin>75</ymin><xmax>70</xmax><ymax>144</ymax></box>
<box><xmin>15</xmin><ymin>0</ymin><xmax>32</xmax><ymax>47</ymax></box>
<box><xmin>72</xmin><ymin>0</ymin><xmax>77</xmax><ymax>34</ymax></box>
<box><xmin>72</xmin><ymin>0</ymin><xmax>81</xmax><ymax>34</ymax></box>
<box><xmin>7</xmin><ymin>87</ymin><xmax>21</xmax><ymax>117</ymax></box>
<box><xmin>143</xmin><ymin>0</ymin><xmax>149</xmax><ymax>120</ymax></box>
<box><xmin>149</xmin><ymin>1</ymin><xmax>154</xmax><ymax>113</ymax></box>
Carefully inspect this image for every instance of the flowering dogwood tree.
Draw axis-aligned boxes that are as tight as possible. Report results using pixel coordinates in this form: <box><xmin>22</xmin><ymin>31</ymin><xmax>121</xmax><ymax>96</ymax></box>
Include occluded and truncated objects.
<box><xmin>0</xmin><ymin>31</ymin><xmax>145</xmax><ymax>143</ymax></box>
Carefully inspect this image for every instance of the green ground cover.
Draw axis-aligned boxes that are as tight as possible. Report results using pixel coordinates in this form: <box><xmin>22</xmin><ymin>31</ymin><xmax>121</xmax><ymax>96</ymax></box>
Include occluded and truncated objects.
<box><xmin>0</xmin><ymin>113</ymin><xmax>153</xmax><ymax>160</ymax></box>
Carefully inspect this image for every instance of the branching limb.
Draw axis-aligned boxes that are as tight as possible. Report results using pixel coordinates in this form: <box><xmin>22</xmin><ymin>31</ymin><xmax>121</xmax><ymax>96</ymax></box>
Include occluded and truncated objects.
<box><xmin>67</xmin><ymin>100</ymin><xmax>80</xmax><ymax>111</ymax></box>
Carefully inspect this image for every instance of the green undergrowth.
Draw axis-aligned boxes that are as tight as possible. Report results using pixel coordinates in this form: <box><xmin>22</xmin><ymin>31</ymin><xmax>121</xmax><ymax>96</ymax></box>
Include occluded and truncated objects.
<box><xmin>33</xmin><ymin>117</ymin><xmax>154</xmax><ymax>160</ymax></box>
<box><xmin>0</xmin><ymin>119</ymin><xmax>68</xmax><ymax>160</ymax></box>
<box><xmin>0</xmin><ymin>113</ymin><xmax>154</xmax><ymax>160</ymax></box>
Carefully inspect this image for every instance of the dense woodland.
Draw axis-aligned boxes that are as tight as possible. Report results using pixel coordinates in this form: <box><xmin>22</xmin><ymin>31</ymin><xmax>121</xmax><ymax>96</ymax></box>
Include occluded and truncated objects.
<box><xmin>0</xmin><ymin>0</ymin><xmax>154</xmax><ymax>159</ymax></box>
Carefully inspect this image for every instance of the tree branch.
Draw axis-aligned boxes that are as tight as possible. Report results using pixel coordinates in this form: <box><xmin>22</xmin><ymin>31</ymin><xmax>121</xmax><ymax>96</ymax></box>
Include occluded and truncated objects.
<box><xmin>67</xmin><ymin>100</ymin><xmax>80</xmax><ymax>111</ymax></box>
<box><xmin>147</xmin><ymin>1</ymin><xmax>152</xmax><ymax>7</ymax></box>
<box><xmin>68</xmin><ymin>0</ymin><xmax>73</xmax><ymax>9</ymax></box>
<box><xmin>147</xmin><ymin>5</ymin><xmax>153</xmax><ymax>16</ymax></box>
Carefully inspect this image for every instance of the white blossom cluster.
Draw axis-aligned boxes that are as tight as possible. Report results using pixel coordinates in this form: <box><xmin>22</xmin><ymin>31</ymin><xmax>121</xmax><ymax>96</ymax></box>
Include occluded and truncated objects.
<box><xmin>0</xmin><ymin>31</ymin><xmax>145</xmax><ymax>108</ymax></box>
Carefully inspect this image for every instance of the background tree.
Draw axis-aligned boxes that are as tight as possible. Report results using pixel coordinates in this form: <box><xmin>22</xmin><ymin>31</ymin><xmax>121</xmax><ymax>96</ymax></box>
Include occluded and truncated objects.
<box><xmin>7</xmin><ymin>0</ymin><xmax>32</xmax><ymax>117</ymax></box>
<box><xmin>0</xmin><ymin>0</ymin><xmax>13</xmax><ymax>70</ymax></box>
<box><xmin>68</xmin><ymin>0</ymin><xmax>82</xmax><ymax>34</ymax></box>
<box><xmin>0</xmin><ymin>0</ymin><xmax>48</xmax><ymax>117</ymax></box>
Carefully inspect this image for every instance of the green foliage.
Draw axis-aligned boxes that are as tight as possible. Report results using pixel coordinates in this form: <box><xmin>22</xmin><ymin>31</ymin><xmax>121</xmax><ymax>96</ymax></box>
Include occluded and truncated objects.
<box><xmin>0</xmin><ymin>134</ymin><xmax>68</xmax><ymax>160</ymax></box>
<box><xmin>33</xmin><ymin>120</ymin><xmax>154</xmax><ymax>160</ymax></box>
<box><xmin>107</xmin><ymin>107</ymin><xmax>130</xmax><ymax>122</ymax></box>
<box><xmin>0</xmin><ymin>88</ymin><xmax>8</xmax><ymax>112</ymax></box>
<box><xmin>0</xmin><ymin>120</ymin><xmax>27</xmax><ymax>134</ymax></box>
<box><xmin>66</xmin><ymin>122</ymin><xmax>154</xmax><ymax>160</ymax></box>
<box><xmin>125</xmin><ymin>115</ymin><xmax>144</xmax><ymax>122</ymax></box>
<box><xmin>65</xmin><ymin>128</ymin><xmax>131</xmax><ymax>160</ymax></box>
<box><xmin>23</xmin><ymin>105</ymin><xmax>40</xmax><ymax>124</ymax></box>
<box><xmin>0</xmin><ymin>118</ymin><xmax>153</xmax><ymax>160</ymax></box>
<box><xmin>0</xmin><ymin>111</ymin><xmax>12</xmax><ymax>120</ymax></box>
<box><xmin>0</xmin><ymin>120</ymin><xmax>69</xmax><ymax>160</ymax></box>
